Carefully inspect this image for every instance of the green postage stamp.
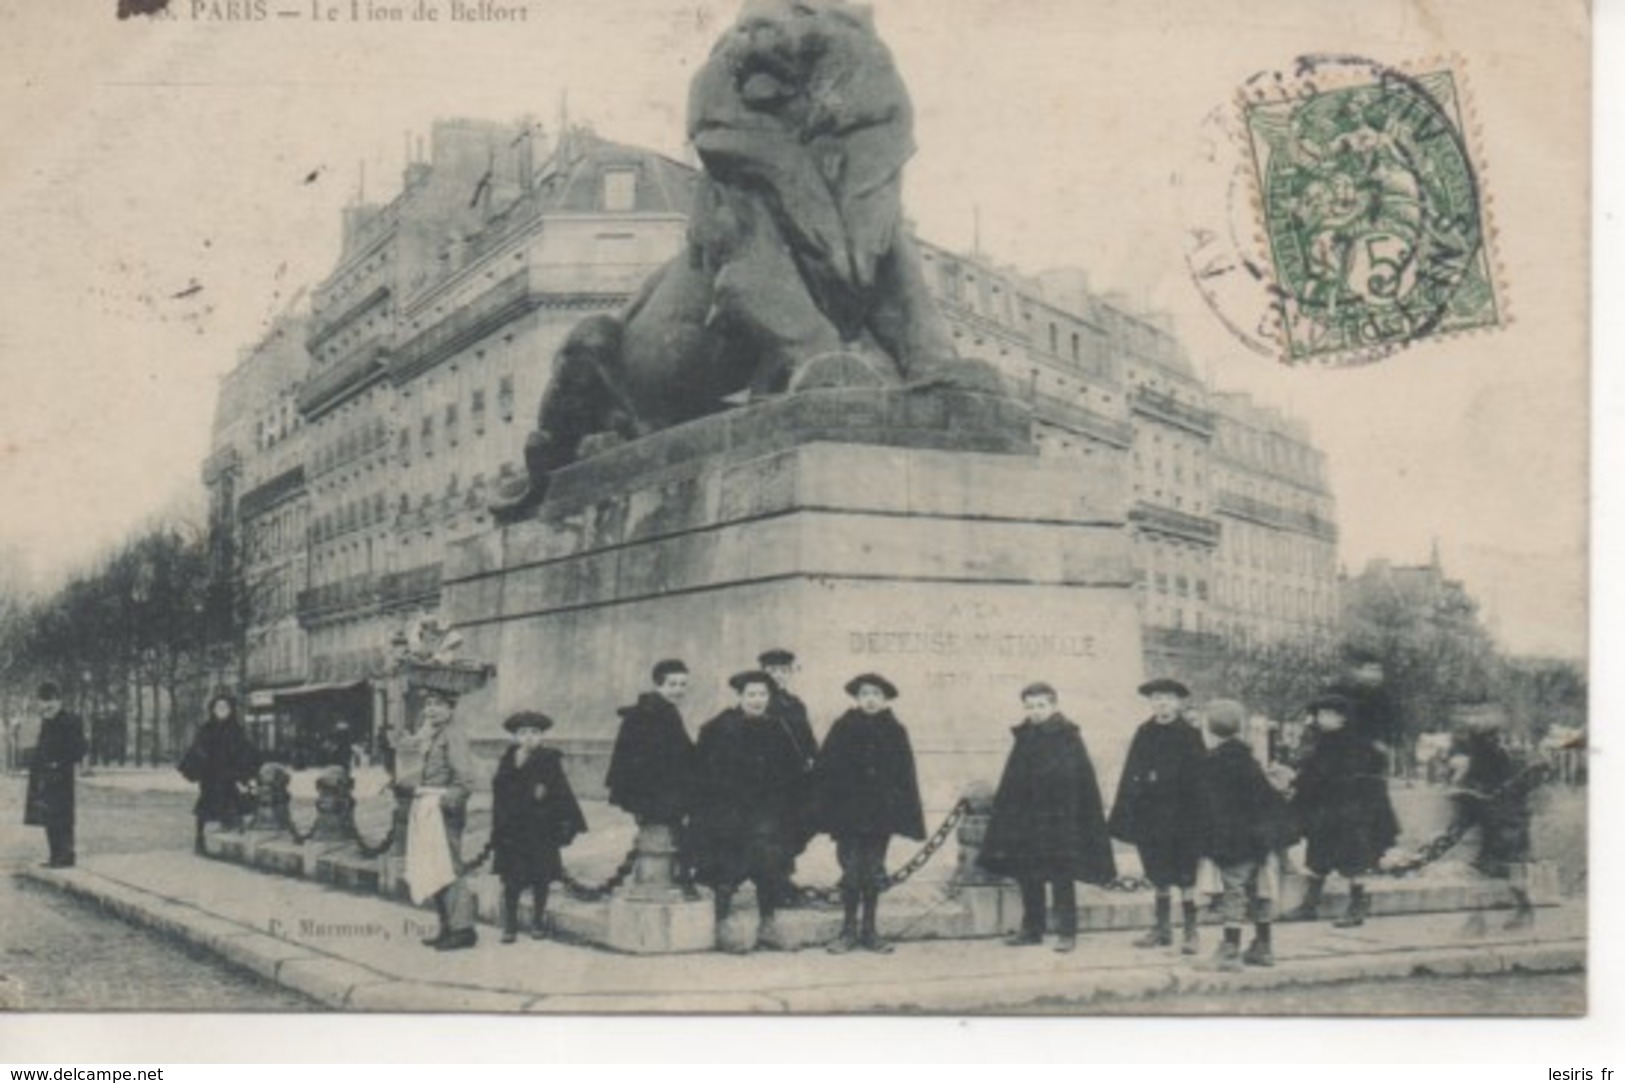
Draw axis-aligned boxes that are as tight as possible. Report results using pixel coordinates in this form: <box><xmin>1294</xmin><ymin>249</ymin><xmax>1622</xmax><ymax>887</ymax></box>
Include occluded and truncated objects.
<box><xmin>1239</xmin><ymin>58</ymin><xmax>1505</xmax><ymax>364</ymax></box>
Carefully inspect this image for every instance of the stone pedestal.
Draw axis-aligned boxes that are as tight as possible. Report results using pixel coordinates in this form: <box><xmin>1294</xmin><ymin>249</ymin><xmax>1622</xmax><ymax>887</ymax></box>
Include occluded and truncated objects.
<box><xmin>442</xmin><ymin>387</ymin><xmax>1147</xmax><ymax>811</ymax></box>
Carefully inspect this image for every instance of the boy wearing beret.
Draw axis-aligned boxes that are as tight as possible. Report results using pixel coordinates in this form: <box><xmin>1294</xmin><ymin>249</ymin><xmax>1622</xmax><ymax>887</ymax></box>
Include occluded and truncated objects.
<box><xmin>1286</xmin><ymin>694</ymin><xmax>1401</xmax><ymax>927</ymax></box>
<box><xmin>1195</xmin><ymin>699</ymin><xmax>1293</xmax><ymax>971</ymax></box>
<box><xmin>1450</xmin><ymin>713</ymin><xmax>1537</xmax><ymax>935</ymax></box>
<box><xmin>980</xmin><ymin>682</ymin><xmax>1117</xmax><ymax>953</ymax></box>
<box><xmin>491</xmin><ymin>711</ymin><xmax>588</xmax><ymax>944</ymax></box>
<box><xmin>1109</xmin><ymin>677</ymin><xmax>1207</xmax><ymax>954</ymax></box>
<box><xmin>689</xmin><ymin>670</ymin><xmax>806</xmax><ymax>951</ymax></box>
<box><xmin>810</xmin><ymin>673</ymin><xmax>926</xmax><ymax>954</ymax></box>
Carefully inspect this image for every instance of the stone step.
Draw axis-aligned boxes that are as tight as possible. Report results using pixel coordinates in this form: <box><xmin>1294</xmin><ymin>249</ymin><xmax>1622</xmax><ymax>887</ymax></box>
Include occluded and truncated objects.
<box><xmin>204</xmin><ymin>828</ymin><xmax>1559</xmax><ymax>955</ymax></box>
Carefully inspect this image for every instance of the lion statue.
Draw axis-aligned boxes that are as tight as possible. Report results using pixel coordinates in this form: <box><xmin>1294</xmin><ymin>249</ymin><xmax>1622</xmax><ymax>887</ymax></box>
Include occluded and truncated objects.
<box><xmin>494</xmin><ymin>0</ymin><xmax>1003</xmax><ymax>515</ymax></box>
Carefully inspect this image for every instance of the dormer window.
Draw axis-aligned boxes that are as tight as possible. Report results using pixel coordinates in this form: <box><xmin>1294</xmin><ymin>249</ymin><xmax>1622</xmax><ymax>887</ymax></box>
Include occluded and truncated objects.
<box><xmin>602</xmin><ymin>168</ymin><xmax>637</xmax><ymax>212</ymax></box>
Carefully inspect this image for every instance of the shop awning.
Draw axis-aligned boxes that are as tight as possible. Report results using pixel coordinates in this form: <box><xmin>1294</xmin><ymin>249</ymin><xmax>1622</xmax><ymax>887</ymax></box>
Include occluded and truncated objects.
<box><xmin>271</xmin><ymin>679</ymin><xmax>371</xmax><ymax>703</ymax></box>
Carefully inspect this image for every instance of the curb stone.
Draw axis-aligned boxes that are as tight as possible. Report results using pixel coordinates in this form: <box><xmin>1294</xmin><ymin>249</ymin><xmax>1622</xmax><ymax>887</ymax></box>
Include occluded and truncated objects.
<box><xmin>17</xmin><ymin>864</ymin><xmax>1585</xmax><ymax>1014</ymax></box>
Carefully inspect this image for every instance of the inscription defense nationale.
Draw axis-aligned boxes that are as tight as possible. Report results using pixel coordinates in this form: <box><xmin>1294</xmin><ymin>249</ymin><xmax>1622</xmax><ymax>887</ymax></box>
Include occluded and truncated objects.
<box><xmin>848</xmin><ymin>630</ymin><xmax>1098</xmax><ymax>660</ymax></box>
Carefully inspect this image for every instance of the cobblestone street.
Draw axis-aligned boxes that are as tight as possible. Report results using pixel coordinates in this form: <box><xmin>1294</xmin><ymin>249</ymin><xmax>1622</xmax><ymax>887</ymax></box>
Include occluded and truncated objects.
<box><xmin>0</xmin><ymin>773</ymin><xmax>314</xmax><ymax>1011</ymax></box>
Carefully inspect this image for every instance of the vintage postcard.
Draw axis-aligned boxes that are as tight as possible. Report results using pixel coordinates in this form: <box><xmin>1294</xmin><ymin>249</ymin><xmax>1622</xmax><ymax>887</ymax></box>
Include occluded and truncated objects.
<box><xmin>0</xmin><ymin>0</ymin><xmax>1591</xmax><ymax>1031</ymax></box>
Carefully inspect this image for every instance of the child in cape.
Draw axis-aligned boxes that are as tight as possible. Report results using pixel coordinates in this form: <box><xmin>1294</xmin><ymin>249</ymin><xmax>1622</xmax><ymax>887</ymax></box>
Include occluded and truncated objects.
<box><xmin>810</xmin><ymin>672</ymin><xmax>925</xmax><ymax>954</ymax></box>
<box><xmin>491</xmin><ymin>711</ymin><xmax>588</xmax><ymax>944</ymax></box>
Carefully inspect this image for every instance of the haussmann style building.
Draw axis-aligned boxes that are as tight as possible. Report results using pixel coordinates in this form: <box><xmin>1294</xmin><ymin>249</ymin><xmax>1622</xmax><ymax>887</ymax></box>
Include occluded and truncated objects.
<box><xmin>202</xmin><ymin>119</ymin><xmax>1340</xmax><ymax>763</ymax></box>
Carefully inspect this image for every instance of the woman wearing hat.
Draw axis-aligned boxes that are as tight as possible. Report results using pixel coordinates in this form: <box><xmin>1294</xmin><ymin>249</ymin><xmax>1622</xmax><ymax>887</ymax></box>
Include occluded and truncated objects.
<box><xmin>1286</xmin><ymin>693</ymin><xmax>1401</xmax><ymax>927</ymax></box>
<box><xmin>491</xmin><ymin>711</ymin><xmax>588</xmax><ymax>944</ymax></box>
<box><xmin>809</xmin><ymin>672</ymin><xmax>925</xmax><ymax>954</ymax></box>
<box><xmin>689</xmin><ymin>670</ymin><xmax>806</xmax><ymax>951</ymax></box>
<box><xmin>1109</xmin><ymin>677</ymin><xmax>1208</xmax><ymax>954</ymax></box>
<box><xmin>179</xmin><ymin>691</ymin><xmax>261</xmax><ymax>855</ymax></box>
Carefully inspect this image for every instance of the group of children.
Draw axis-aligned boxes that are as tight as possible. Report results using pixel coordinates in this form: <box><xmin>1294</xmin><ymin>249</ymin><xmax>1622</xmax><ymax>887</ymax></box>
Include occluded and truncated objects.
<box><xmin>473</xmin><ymin>651</ymin><xmax>1528</xmax><ymax>963</ymax></box>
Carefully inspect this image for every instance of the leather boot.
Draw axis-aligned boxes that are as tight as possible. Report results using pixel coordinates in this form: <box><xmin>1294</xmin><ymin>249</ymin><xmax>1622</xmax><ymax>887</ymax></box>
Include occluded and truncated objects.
<box><xmin>1181</xmin><ymin>900</ymin><xmax>1201</xmax><ymax>955</ymax></box>
<box><xmin>860</xmin><ymin>889</ymin><xmax>893</xmax><ymax>954</ymax></box>
<box><xmin>1503</xmin><ymin>887</ymin><xmax>1536</xmax><ymax>931</ymax></box>
<box><xmin>500</xmin><ymin>883</ymin><xmax>520</xmax><ymax>945</ymax></box>
<box><xmin>1242</xmin><ymin>923</ymin><xmax>1274</xmax><ymax>967</ymax></box>
<box><xmin>1134</xmin><ymin>894</ymin><xmax>1173</xmax><ymax>948</ymax></box>
<box><xmin>1333</xmin><ymin>883</ymin><xmax>1368</xmax><ymax>928</ymax></box>
<box><xmin>828</xmin><ymin>890</ymin><xmax>860</xmax><ymax>954</ymax></box>
<box><xmin>1285</xmin><ymin>875</ymin><xmax>1325</xmax><ymax>921</ymax></box>
<box><xmin>1202</xmin><ymin>928</ymin><xmax>1244</xmax><ymax>972</ymax></box>
<box><xmin>530</xmin><ymin>883</ymin><xmax>551</xmax><ymax>940</ymax></box>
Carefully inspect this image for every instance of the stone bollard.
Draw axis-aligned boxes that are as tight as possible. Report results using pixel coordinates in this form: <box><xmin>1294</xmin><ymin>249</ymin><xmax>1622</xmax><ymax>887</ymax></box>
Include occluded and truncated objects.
<box><xmin>625</xmin><ymin>823</ymin><xmax>682</xmax><ymax>901</ymax></box>
<box><xmin>603</xmin><ymin>821</ymin><xmax>713</xmax><ymax>953</ymax></box>
<box><xmin>245</xmin><ymin>764</ymin><xmax>293</xmax><ymax>833</ymax></box>
<box><xmin>952</xmin><ymin>780</ymin><xmax>1001</xmax><ymax>886</ymax></box>
<box><xmin>950</xmin><ymin>780</ymin><xmax>1012</xmax><ymax>936</ymax></box>
<box><xmin>306</xmin><ymin>766</ymin><xmax>357</xmax><ymax>843</ymax></box>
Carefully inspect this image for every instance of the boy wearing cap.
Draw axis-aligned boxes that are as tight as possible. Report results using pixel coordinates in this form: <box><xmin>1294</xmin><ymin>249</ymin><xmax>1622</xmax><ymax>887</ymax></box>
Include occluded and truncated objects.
<box><xmin>23</xmin><ymin>682</ymin><xmax>86</xmax><ymax>868</ymax></box>
<box><xmin>1109</xmin><ymin>677</ymin><xmax>1207</xmax><ymax>954</ymax></box>
<box><xmin>1285</xmin><ymin>694</ymin><xmax>1401</xmax><ymax>927</ymax></box>
<box><xmin>759</xmin><ymin>648</ymin><xmax>819</xmax><ymax>905</ymax></box>
<box><xmin>689</xmin><ymin>670</ymin><xmax>806</xmax><ymax>950</ymax></box>
<box><xmin>398</xmin><ymin>686</ymin><xmax>479</xmax><ymax>951</ymax></box>
<box><xmin>810</xmin><ymin>673</ymin><xmax>925</xmax><ymax>954</ymax></box>
<box><xmin>1195</xmin><ymin>699</ymin><xmax>1293</xmax><ymax>971</ymax></box>
<box><xmin>491</xmin><ymin>711</ymin><xmax>588</xmax><ymax>944</ymax></box>
<box><xmin>980</xmin><ymin>682</ymin><xmax>1116</xmax><ymax>953</ymax></box>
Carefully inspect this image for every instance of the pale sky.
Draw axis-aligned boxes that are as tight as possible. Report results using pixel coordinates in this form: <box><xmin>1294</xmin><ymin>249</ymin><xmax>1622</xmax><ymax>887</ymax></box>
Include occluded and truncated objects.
<box><xmin>0</xmin><ymin>0</ymin><xmax>1590</xmax><ymax>658</ymax></box>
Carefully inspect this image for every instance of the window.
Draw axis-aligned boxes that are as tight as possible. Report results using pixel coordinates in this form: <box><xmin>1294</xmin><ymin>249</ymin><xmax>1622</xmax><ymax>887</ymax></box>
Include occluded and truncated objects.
<box><xmin>446</xmin><ymin>403</ymin><xmax>459</xmax><ymax>447</ymax></box>
<box><xmin>421</xmin><ymin>414</ymin><xmax>434</xmax><ymax>456</ymax></box>
<box><xmin>498</xmin><ymin>375</ymin><xmax>516</xmax><ymax>420</ymax></box>
<box><xmin>602</xmin><ymin>169</ymin><xmax>637</xmax><ymax>212</ymax></box>
<box><xmin>471</xmin><ymin>388</ymin><xmax>487</xmax><ymax>433</ymax></box>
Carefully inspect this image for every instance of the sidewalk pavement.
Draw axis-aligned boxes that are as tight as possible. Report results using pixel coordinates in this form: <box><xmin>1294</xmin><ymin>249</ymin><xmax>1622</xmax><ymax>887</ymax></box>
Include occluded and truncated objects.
<box><xmin>21</xmin><ymin>852</ymin><xmax>1585</xmax><ymax>1014</ymax></box>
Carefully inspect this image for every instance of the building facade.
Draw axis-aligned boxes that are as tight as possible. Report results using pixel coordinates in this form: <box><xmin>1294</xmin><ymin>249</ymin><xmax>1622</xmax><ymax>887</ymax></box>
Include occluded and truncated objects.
<box><xmin>1208</xmin><ymin>392</ymin><xmax>1339</xmax><ymax>648</ymax></box>
<box><xmin>207</xmin><ymin>121</ymin><xmax>1340</xmax><ymax>738</ymax></box>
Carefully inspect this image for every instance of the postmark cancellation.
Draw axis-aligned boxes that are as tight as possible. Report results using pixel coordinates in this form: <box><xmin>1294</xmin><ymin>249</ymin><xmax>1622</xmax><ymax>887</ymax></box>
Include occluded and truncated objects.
<box><xmin>1234</xmin><ymin>55</ymin><xmax>1506</xmax><ymax>365</ymax></box>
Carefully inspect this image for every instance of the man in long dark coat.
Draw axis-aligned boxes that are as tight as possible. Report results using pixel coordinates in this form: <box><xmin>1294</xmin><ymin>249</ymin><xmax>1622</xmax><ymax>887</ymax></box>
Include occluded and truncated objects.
<box><xmin>759</xmin><ymin>647</ymin><xmax>818</xmax><ymax>903</ymax></box>
<box><xmin>1286</xmin><ymin>693</ymin><xmax>1401</xmax><ymax>927</ymax></box>
<box><xmin>24</xmin><ymin>682</ymin><xmax>86</xmax><ymax>868</ymax></box>
<box><xmin>1109</xmin><ymin>677</ymin><xmax>1208</xmax><ymax>954</ymax></box>
<box><xmin>980</xmin><ymin>682</ymin><xmax>1116</xmax><ymax>953</ymax></box>
<box><xmin>810</xmin><ymin>672</ymin><xmax>925</xmax><ymax>954</ymax></box>
<box><xmin>491</xmin><ymin>711</ymin><xmax>588</xmax><ymax>943</ymax></box>
<box><xmin>689</xmin><ymin>670</ymin><xmax>806</xmax><ymax>952</ymax></box>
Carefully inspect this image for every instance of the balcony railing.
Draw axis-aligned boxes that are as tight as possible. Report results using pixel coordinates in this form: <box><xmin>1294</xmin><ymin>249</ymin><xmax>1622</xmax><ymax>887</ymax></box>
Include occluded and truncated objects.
<box><xmin>1130</xmin><ymin>386</ymin><xmax>1215</xmax><ymax>437</ymax></box>
<box><xmin>1128</xmin><ymin>501</ymin><xmax>1222</xmax><ymax>546</ymax></box>
<box><xmin>295</xmin><ymin>573</ymin><xmax>378</xmax><ymax>625</ymax></box>
<box><xmin>296</xmin><ymin>335</ymin><xmax>389</xmax><ymax>418</ymax></box>
<box><xmin>1214</xmin><ymin>489</ymin><xmax>1339</xmax><ymax>541</ymax></box>
<box><xmin>377</xmin><ymin>562</ymin><xmax>444</xmax><ymax>610</ymax></box>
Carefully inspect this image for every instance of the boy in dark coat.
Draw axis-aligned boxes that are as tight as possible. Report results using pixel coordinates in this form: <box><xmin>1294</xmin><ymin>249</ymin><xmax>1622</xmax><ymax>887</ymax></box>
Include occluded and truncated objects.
<box><xmin>1196</xmin><ymin>699</ymin><xmax>1293</xmax><ymax>971</ymax></box>
<box><xmin>1109</xmin><ymin>677</ymin><xmax>1207</xmax><ymax>954</ymax></box>
<box><xmin>491</xmin><ymin>711</ymin><xmax>588</xmax><ymax>943</ymax></box>
<box><xmin>980</xmin><ymin>682</ymin><xmax>1116</xmax><ymax>953</ymax></box>
<box><xmin>24</xmin><ymin>683</ymin><xmax>86</xmax><ymax>868</ymax></box>
<box><xmin>759</xmin><ymin>647</ymin><xmax>819</xmax><ymax>904</ymax></box>
<box><xmin>810</xmin><ymin>672</ymin><xmax>925</xmax><ymax>954</ymax></box>
<box><xmin>606</xmin><ymin>659</ymin><xmax>696</xmax><ymax>825</ymax></box>
<box><xmin>1451</xmin><ymin>715</ymin><xmax>1536</xmax><ymax>935</ymax></box>
<box><xmin>180</xmin><ymin>692</ymin><xmax>261</xmax><ymax>854</ymax></box>
<box><xmin>689</xmin><ymin>670</ymin><xmax>807</xmax><ymax>951</ymax></box>
<box><xmin>1286</xmin><ymin>693</ymin><xmax>1401</xmax><ymax>927</ymax></box>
